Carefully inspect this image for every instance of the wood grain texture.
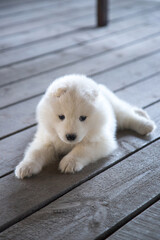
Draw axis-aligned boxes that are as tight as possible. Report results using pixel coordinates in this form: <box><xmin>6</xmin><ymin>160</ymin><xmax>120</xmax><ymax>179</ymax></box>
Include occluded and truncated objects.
<box><xmin>0</xmin><ymin>0</ymin><xmax>66</xmax><ymax>16</ymax></box>
<box><xmin>0</xmin><ymin>139</ymin><xmax>159</xmax><ymax>239</ymax></box>
<box><xmin>0</xmin><ymin>1</ymin><xmax>152</xmax><ymax>36</ymax></box>
<box><xmin>0</xmin><ymin>0</ymin><xmax>122</xmax><ymax>18</ymax></box>
<box><xmin>1</xmin><ymin>6</ymin><xmax>156</xmax><ymax>53</ymax></box>
<box><xmin>108</xmin><ymin>201</ymin><xmax>160</xmax><ymax>240</ymax></box>
<box><xmin>68</xmin><ymin>3</ymin><xmax>160</xmax><ymax>28</ymax></box>
<box><xmin>0</xmin><ymin>0</ymin><xmax>138</xmax><ymax>37</ymax></box>
<box><xmin>0</xmin><ymin>0</ymin><xmax>160</xmax><ymax>238</ymax></box>
<box><xmin>1</xmin><ymin>29</ymin><xmax>160</xmax><ymax>109</ymax></box>
<box><xmin>1</xmin><ymin>46</ymin><xmax>160</xmax><ymax>109</ymax></box>
<box><xmin>0</xmin><ymin>1</ymin><xmax>94</xmax><ymax>29</ymax></box>
<box><xmin>0</xmin><ymin>127</ymin><xmax>35</xmax><ymax>177</ymax></box>
<box><xmin>1</xmin><ymin>13</ymin><xmax>160</xmax><ymax>68</ymax></box>
<box><xmin>1</xmin><ymin>11</ymin><xmax>159</xmax><ymax>86</ymax></box>
<box><xmin>0</xmin><ymin>101</ymin><xmax>159</xmax><ymax>232</ymax></box>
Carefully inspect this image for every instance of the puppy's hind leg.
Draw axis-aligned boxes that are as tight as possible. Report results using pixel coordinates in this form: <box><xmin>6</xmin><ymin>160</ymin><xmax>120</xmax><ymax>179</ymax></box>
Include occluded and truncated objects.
<box><xmin>99</xmin><ymin>84</ymin><xmax>156</xmax><ymax>135</ymax></box>
<box><xmin>116</xmin><ymin>106</ymin><xmax>156</xmax><ymax>135</ymax></box>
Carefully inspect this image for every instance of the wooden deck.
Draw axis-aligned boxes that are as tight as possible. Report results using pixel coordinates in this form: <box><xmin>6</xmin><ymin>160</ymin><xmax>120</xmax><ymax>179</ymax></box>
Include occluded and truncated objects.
<box><xmin>0</xmin><ymin>0</ymin><xmax>160</xmax><ymax>239</ymax></box>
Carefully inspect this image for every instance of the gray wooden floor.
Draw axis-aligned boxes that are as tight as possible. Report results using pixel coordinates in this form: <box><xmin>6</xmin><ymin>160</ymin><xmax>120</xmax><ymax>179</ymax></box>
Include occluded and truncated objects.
<box><xmin>0</xmin><ymin>0</ymin><xmax>160</xmax><ymax>239</ymax></box>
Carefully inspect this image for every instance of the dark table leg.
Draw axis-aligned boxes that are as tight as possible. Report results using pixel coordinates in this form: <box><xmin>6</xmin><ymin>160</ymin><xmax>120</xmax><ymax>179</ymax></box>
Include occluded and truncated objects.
<box><xmin>97</xmin><ymin>0</ymin><xmax>108</xmax><ymax>27</ymax></box>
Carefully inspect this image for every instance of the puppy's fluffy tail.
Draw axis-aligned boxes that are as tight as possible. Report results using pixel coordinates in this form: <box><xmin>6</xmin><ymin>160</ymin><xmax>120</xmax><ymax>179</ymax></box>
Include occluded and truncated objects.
<box><xmin>99</xmin><ymin>84</ymin><xmax>156</xmax><ymax>135</ymax></box>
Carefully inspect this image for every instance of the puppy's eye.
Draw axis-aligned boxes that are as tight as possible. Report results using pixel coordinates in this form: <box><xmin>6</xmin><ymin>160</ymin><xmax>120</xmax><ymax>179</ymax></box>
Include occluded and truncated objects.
<box><xmin>59</xmin><ymin>115</ymin><xmax>65</xmax><ymax>120</ymax></box>
<box><xmin>79</xmin><ymin>116</ymin><xmax>87</xmax><ymax>121</ymax></box>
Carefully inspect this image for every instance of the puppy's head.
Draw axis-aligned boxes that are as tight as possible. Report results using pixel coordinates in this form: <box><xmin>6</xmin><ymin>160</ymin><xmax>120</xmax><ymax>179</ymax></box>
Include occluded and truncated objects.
<box><xmin>41</xmin><ymin>75</ymin><xmax>100</xmax><ymax>144</ymax></box>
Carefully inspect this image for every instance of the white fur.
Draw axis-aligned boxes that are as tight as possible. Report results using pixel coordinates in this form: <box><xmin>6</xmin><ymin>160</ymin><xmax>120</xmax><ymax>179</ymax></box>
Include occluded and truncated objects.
<box><xmin>15</xmin><ymin>74</ymin><xmax>156</xmax><ymax>179</ymax></box>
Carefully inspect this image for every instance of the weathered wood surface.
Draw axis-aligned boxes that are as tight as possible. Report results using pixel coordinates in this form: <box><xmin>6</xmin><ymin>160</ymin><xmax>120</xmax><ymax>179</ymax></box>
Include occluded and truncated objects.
<box><xmin>68</xmin><ymin>3</ymin><xmax>160</xmax><ymax>28</ymax></box>
<box><xmin>0</xmin><ymin>1</ymin><xmax>94</xmax><ymax>29</ymax></box>
<box><xmin>0</xmin><ymin>140</ymin><xmax>159</xmax><ymax>239</ymax></box>
<box><xmin>1</xmin><ymin>14</ymin><xmax>160</xmax><ymax>68</ymax></box>
<box><xmin>0</xmin><ymin>127</ymin><xmax>35</xmax><ymax>177</ymax></box>
<box><xmin>0</xmin><ymin>99</ymin><xmax>159</xmax><ymax>232</ymax></box>
<box><xmin>0</xmin><ymin>0</ymin><xmax>140</xmax><ymax>37</ymax></box>
<box><xmin>0</xmin><ymin>0</ymin><xmax>160</xmax><ymax>238</ymax></box>
<box><xmin>1</xmin><ymin>6</ymin><xmax>158</xmax><ymax>52</ymax></box>
<box><xmin>108</xmin><ymin>201</ymin><xmax>160</xmax><ymax>240</ymax></box>
<box><xmin>1</xmin><ymin>14</ymin><xmax>160</xmax><ymax>84</ymax></box>
<box><xmin>0</xmin><ymin>0</ymin><xmax>130</xmax><ymax>29</ymax></box>
<box><xmin>1</xmin><ymin>13</ymin><xmax>160</xmax><ymax>87</ymax></box>
<box><xmin>0</xmin><ymin>0</ymin><xmax>124</xmax><ymax>18</ymax></box>
<box><xmin>1</xmin><ymin>46</ymin><xmax>160</xmax><ymax>109</ymax></box>
<box><xmin>0</xmin><ymin>6</ymin><xmax>157</xmax><ymax>56</ymax></box>
<box><xmin>1</xmin><ymin>28</ymin><xmax>160</xmax><ymax>109</ymax></box>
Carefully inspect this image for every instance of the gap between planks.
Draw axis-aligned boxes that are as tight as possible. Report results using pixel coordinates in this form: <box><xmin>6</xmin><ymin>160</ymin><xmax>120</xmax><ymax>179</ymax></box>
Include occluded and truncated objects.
<box><xmin>0</xmin><ymin>0</ymin><xmax>153</xmax><ymax>31</ymax></box>
<box><xmin>1</xmin><ymin>24</ymin><xmax>160</xmax><ymax>89</ymax></box>
<box><xmin>1</xmin><ymin>47</ymin><xmax>160</xmax><ymax>110</ymax></box>
<box><xmin>96</xmin><ymin>194</ymin><xmax>160</xmax><ymax>240</ymax></box>
<box><xmin>0</xmin><ymin>99</ymin><xmax>159</xmax><ymax>229</ymax></box>
<box><xmin>2</xmin><ymin>16</ymin><xmax>160</xmax><ymax>68</ymax></box>
<box><xmin>0</xmin><ymin>0</ymin><xmax>154</xmax><ymax>50</ymax></box>
<box><xmin>0</xmin><ymin>138</ymin><xmax>160</xmax><ymax>236</ymax></box>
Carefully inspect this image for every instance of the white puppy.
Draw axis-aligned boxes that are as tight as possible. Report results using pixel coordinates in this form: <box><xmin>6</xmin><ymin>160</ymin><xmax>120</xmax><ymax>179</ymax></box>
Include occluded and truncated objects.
<box><xmin>15</xmin><ymin>74</ymin><xmax>156</xmax><ymax>179</ymax></box>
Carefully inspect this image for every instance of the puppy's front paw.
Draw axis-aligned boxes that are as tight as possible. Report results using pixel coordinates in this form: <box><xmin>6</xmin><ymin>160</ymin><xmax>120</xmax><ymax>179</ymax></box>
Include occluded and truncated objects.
<box><xmin>59</xmin><ymin>157</ymin><xmax>83</xmax><ymax>173</ymax></box>
<box><xmin>15</xmin><ymin>161</ymin><xmax>41</xmax><ymax>179</ymax></box>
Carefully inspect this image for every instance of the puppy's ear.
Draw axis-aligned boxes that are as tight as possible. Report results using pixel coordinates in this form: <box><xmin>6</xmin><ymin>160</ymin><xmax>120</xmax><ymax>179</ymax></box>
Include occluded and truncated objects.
<box><xmin>53</xmin><ymin>87</ymin><xmax>67</xmax><ymax>98</ymax></box>
<box><xmin>84</xmin><ymin>89</ymin><xmax>98</xmax><ymax>101</ymax></box>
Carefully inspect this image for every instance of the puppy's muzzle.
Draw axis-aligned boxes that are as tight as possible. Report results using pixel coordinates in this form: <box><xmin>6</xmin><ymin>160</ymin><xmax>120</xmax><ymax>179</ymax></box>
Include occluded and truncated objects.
<box><xmin>66</xmin><ymin>133</ymin><xmax>77</xmax><ymax>141</ymax></box>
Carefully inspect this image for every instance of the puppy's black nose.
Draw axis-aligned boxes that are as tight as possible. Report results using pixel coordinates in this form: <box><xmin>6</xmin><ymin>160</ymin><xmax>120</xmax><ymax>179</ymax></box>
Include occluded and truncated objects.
<box><xmin>66</xmin><ymin>133</ymin><xmax>77</xmax><ymax>141</ymax></box>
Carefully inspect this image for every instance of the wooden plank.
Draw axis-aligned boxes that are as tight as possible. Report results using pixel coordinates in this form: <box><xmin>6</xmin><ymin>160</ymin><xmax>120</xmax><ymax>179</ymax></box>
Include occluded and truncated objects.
<box><xmin>0</xmin><ymin>15</ymin><xmax>76</xmax><ymax>38</ymax></box>
<box><xmin>0</xmin><ymin>1</ymin><xmax>94</xmax><ymax>29</ymax></box>
<box><xmin>0</xmin><ymin>31</ymin><xmax>160</xmax><ymax>109</ymax></box>
<box><xmin>0</xmin><ymin>0</ymin><xmax>39</xmax><ymax>8</ymax></box>
<box><xmin>0</xmin><ymin>0</ymin><xmax>157</xmax><ymax>39</ymax></box>
<box><xmin>0</xmin><ymin>96</ymin><xmax>38</xmax><ymax>139</ymax></box>
<box><xmin>0</xmin><ymin>0</ymin><xmax>87</xmax><ymax>17</ymax></box>
<box><xmin>1</xmin><ymin>14</ymin><xmax>159</xmax><ymax>86</ymax></box>
<box><xmin>47</xmin><ymin>33</ymin><xmax>160</xmax><ymax>78</ymax></box>
<box><xmin>108</xmin><ymin>201</ymin><xmax>160</xmax><ymax>240</ymax></box>
<box><xmin>0</xmin><ymin>138</ymin><xmax>159</xmax><ymax>238</ymax></box>
<box><xmin>0</xmin><ymin>0</ymin><xmax>123</xmax><ymax>19</ymax></box>
<box><xmin>0</xmin><ymin>0</ymin><xmax>96</xmax><ymax>38</ymax></box>
<box><xmin>0</xmin><ymin>11</ymin><xmax>145</xmax><ymax>52</ymax></box>
<box><xmin>0</xmin><ymin>127</ymin><xmax>35</xmax><ymax>177</ymax></box>
<box><xmin>1</xmin><ymin>3</ymin><xmax>154</xmax><ymax>52</ymax></box>
<box><xmin>1</xmin><ymin>6</ymin><xmax>159</xmax><ymax>68</ymax></box>
<box><xmin>0</xmin><ymin>0</ymin><xmax>145</xmax><ymax>28</ymax></box>
<box><xmin>1</xmin><ymin>36</ymin><xmax>160</xmax><ymax>109</ymax></box>
<box><xmin>68</xmin><ymin>3</ymin><xmax>160</xmax><ymax>28</ymax></box>
<box><xmin>0</xmin><ymin>0</ymin><xmax>158</xmax><ymax>38</ymax></box>
<box><xmin>1</xmin><ymin>13</ymin><xmax>160</xmax><ymax>84</ymax></box>
<box><xmin>0</xmin><ymin>23</ymin><xmax>75</xmax><ymax>52</ymax></box>
<box><xmin>94</xmin><ymin>52</ymin><xmax>160</xmax><ymax>90</ymax></box>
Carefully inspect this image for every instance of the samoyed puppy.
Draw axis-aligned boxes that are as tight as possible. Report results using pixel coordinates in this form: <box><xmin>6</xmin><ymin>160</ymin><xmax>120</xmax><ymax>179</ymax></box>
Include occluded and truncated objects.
<box><xmin>15</xmin><ymin>74</ymin><xmax>156</xmax><ymax>179</ymax></box>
